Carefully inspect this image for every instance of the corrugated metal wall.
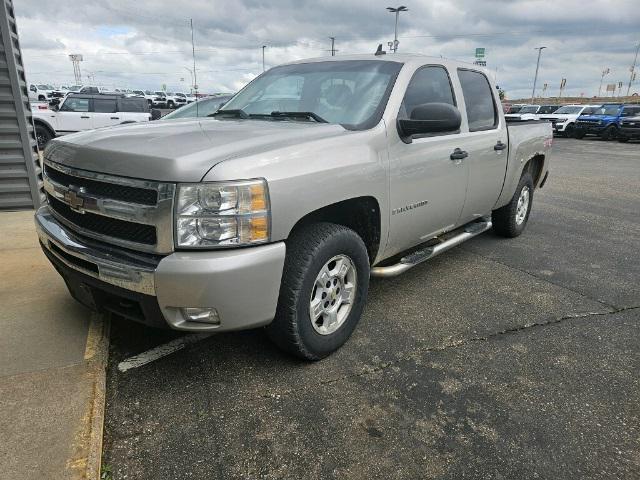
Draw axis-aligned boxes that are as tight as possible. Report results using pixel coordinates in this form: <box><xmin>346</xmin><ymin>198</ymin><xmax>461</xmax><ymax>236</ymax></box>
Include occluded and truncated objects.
<box><xmin>0</xmin><ymin>0</ymin><xmax>43</xmax><ymax>210</ymax></box>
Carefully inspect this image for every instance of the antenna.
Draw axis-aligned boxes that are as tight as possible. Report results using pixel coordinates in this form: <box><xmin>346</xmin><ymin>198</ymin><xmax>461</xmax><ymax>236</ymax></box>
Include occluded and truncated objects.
<box><xmin>190</xmin><ymin>19</ymin><xmax>198</xmax><ymax>117</ymax></box>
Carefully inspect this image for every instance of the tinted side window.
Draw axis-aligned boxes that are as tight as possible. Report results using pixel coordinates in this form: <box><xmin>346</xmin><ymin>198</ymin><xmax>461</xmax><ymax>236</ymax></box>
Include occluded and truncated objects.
<box><xmin>93</xmin><ymin>99</ymin><xmax>117</xmax><ymax>113</ymax></box>
<box><xmin>399</xmin><ymin>66</ymin><xmax>455</xmax><ymax>119</ymax></box>
<box><xmin>61</xmin><ymin>97</ymin><xmax>90</xmax><ymax>112</ymax></box>
<box><xmin>118</xmin><ymin>98</ymin><xmax>147</xmax><ymax>113</ymax></box>
<box><xmin>458</xmin><ymin>69</ymin><xmax>497</xmax><ymax>131</ymax></box>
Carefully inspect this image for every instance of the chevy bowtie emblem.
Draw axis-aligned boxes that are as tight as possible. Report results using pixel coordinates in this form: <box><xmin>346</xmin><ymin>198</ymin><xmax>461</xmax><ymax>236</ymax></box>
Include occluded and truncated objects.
<box><xmin>64</xmin><ymin>186</ymin><xmax>86</xmax><ymax>211</ymax></box>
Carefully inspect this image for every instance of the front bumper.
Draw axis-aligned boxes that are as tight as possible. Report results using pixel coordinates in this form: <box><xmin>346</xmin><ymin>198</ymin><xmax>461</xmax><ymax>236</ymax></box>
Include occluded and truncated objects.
<box><xmin>36</xmin><ymin>206</ymin><xmax>286</xmax><ymax>331</ymax></box>
<box><xmin>620</xmin><ymin>127</ymin><xmax>640</xmax><ymax>139</ymax></box>
<box><xmin>575</xmin><ymin>124</ymin><xmax>607</xmax><ymax>134</ymax></box>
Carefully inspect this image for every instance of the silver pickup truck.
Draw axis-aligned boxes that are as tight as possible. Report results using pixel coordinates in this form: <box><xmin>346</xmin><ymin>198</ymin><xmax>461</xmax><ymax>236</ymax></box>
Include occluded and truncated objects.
<box><xmin>36</xmin><ymin>54</ymin><xmax>552</xmax><ymax>360</ymax></box>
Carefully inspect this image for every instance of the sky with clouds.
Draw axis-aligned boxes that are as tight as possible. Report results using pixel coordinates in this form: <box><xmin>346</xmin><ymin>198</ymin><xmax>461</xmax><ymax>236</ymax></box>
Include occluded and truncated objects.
<box><xmin>15</xmin><ymin>0</ymin><xmax>640</xmax><ymax>99</ymax></box>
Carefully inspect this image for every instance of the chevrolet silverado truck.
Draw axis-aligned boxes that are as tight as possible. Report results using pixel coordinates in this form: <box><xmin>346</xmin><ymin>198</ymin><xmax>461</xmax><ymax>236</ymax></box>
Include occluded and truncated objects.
<box><xmin>35</xmin><ymin>54</ymin><xmax>552</xmax><ymax>360</ymax></box>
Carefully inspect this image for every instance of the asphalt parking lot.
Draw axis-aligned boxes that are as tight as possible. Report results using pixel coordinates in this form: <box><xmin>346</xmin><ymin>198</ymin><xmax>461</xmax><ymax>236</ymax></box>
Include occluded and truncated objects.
<box><xmin>102</xmin><ymin>138</ymin><xmax>639</xmax><ymax>480</ymax></box>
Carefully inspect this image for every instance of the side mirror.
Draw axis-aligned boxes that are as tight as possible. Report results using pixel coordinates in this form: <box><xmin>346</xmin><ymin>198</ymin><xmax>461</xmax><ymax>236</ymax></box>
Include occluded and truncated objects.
<box><xmin>150</xmin><ymin>109</ymin><xmax>162</xmax><ymax>120</ymax></box>
<box><xmin>398</xmin><ymin>103</ymin><xmax>461</xmax><ymax>139</ymax></box>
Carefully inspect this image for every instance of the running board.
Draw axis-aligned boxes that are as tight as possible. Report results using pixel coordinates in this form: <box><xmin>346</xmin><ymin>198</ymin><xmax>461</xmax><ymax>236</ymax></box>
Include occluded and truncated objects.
<box><xmin>370</xmin><ymin>220</ymin><xmax>493</xmax><ymax>278</ymax></box>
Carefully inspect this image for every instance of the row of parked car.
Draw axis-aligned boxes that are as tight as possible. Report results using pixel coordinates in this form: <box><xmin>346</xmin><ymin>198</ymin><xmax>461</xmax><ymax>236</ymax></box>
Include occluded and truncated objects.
<box><xmin>28</xmin><ymin>84</ymin><xmax>199</xmax><ymax>109</ymax></box>
<box><xmin>31</xmin><ymin>91</ymin><xmax>233</xmax><ymax>149</ymax></box>
<box><xmin>503</xmin><ymin>102</ymin><xmax>640</xmax><ymax>142</ymax></box>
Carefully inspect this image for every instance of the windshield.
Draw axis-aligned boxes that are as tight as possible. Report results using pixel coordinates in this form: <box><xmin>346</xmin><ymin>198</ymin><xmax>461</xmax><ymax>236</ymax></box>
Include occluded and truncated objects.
<box><xmin>554</xmin><ymin>106</ymin><xmax>582</xmax><ymax>114</ymax></box>
<box><xmin>518</xmin><ymin>106</ymin><xmax>539</xmax><ymax>114</ymax></box>
<box><xmin>37</xmin><ymin>84</ymin><xmax>53</xmax><ymax>90</ymax></box>
<box><xmin>68</xmin><ymin>85</ymin><xmax>82</xmax><ymax>92</ymax></box>
<box><xmin>219</xmin><ymin>60</ymin><xmax>403</xmax><ymax>129</ymax></box>
<box><xmin>163</xmin><ymin>96</ymin><xmax>233</xmax><ymax>119</ymax></box>
<box><xmin>508</xmin><ymin>105</ymin><xmax>523</xmax><ymax>113</ymax></box>
<box><xmin>591</xmin><ymin>105</ymin><xmax>622</xmax><ymax>116</ymax></box>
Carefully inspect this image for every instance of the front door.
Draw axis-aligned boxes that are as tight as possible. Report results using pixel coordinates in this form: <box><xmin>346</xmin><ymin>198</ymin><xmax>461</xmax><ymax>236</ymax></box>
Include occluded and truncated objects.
<box><xmin>57</xmin><ymin>96</ymin><xmax>92</xmax><ymax>133</ymax></box>
<box><xmin>386</xmin><ymin>65</ymin><xmax>468</xmax><ymax>258</ymax></box>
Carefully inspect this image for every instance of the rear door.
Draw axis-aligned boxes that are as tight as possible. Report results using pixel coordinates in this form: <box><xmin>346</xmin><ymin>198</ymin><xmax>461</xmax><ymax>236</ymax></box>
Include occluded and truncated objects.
<box><xmin>92</xmin><ymin>97</ymin><xmax>120</xmax><ymax>128</ymax></box>
<box><xmin>386</xmin><ymin>64</ymin><xmax>469</xmax><ymax>256</ymax></box>
<box><xmin>456</xmin><ymin>68</ymin><xmax>507</xmax><ymax>223</ymax></box>
<box><xmin>56</xmin><ymin>96</ymin><xmax>93</xmax><ymax>133</ymax></box>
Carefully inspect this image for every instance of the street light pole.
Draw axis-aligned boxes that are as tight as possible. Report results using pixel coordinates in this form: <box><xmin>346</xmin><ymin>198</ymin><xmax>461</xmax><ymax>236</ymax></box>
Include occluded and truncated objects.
<box><xmin>184</xmin><ymin>67</ymin><xmax>194</xmax><ymax>93</ymax></box>
<box><xmin>626</xmin><ymin>42</ymin><xmax>640</xmax><ymax>97</ymax></box>
<box><xmin>329</xmin><ymin>37</ymin><xmax>336</xmax><ymax>56</ymax></box>
<box><xmin>262</xmin><ymin>45</ymin><xmax>266</xmax><ymax>72</ymax></box>
<box><xmin>598</xmin><ymin>68</ymin><xmax>610</xmax><ymax>97</ymax></box>
<box><xmin>386</xmin><ymin>6</ymin><xmax>408</xmax><ymax>53</ymax></box>
<box><xmin>531</xmin><ymin>46</ymin><xmax>546</xmax><ymax>103</ymax></box>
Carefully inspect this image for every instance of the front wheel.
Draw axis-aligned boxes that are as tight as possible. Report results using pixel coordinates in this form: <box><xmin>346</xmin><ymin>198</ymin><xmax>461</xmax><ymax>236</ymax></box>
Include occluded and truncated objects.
<box><xmin>617</xmin><ymin>137</ymin><xmax>630</xmax><ymax>143</ymax></box>
<box><xmin>492</xmin><ymin>171</ymin><xmax>534</xmax><ymax>238</ymax></box>
<box><xmin>167</xmin><ymin>101</ymin><xmax>174</xmax><ymax>109</ymax></box>
<box><xmin>35</xmin><ymin>124</ymin><xmax>53</xmax><ymax>150</ymax></box>
<box><xmin>563</xmin><ymin>124</ymin><xmax>575</xmax><ymax>137</ymax></box>
<box><xmin>572</xmin><ymin>130</ymin><xmax>585</xmax><ymax>139</ymax></box>
<box><xmin>600</xmin><ymin>125</ymin><xmax>617</xmax><ymax>141</ymax></box>
<box><xmin>266</xmin><ymin>223</ymin><xmax>370</xmax><ymax>360</ymax></box>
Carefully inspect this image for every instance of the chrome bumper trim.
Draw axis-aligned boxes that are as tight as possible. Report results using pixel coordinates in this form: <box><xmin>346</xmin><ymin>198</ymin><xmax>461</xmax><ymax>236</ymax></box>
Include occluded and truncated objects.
<box><xmin>36</xmin><ymin>206</ymin><xmax>158</xmax><ymax>295</ymax></box>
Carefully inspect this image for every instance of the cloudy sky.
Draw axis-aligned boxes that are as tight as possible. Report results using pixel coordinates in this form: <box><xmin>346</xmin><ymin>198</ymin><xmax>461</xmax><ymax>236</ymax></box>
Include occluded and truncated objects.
<box><xmin>15</xmin><ymin>0</ymin><xmax>640</xmax><ymax>99</ymax></box>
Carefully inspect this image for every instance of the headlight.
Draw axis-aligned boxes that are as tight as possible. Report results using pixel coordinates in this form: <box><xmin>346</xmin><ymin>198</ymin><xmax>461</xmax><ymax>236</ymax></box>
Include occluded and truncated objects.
<box><xmin>175</xmin><ymin>179</ymin><xmax>270</xmax><ymax>248</ymax></box>
<box><xmin>598</xmin><ymin>120</ymin><xmax>603</xmax><ymax>125</ymax></box>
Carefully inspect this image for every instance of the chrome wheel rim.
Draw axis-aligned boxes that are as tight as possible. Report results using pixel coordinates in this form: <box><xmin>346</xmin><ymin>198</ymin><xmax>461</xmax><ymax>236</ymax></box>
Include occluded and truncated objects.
<box><xmin>515</xmin><ymin>186</ymin><xmax>530</xmax><ymax>225</ymax></box>
<box><xmin>309</xmin><ymin>254</ymin><xmax>357</xmax><ymax>335</ymax></box>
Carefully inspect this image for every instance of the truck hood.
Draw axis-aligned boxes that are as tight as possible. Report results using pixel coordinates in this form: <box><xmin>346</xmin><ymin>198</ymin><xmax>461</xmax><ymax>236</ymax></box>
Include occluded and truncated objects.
<box><xmin>45</xmin><ymin>118</ymin><xmax>349</xmax><ymax>182</ymax></box>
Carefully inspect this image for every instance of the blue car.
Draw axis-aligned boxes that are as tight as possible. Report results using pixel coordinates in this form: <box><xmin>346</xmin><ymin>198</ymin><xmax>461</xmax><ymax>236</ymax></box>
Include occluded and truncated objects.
<box><xmin>574</xmin><ymin>104</ymin><xmax>627</xmax><ymax>140</ymax></box>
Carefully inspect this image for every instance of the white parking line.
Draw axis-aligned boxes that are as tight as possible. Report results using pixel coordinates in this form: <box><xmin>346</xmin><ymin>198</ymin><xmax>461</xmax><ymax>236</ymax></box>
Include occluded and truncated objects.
<box><xmin>117</xmin><ymin>333</ymin><xmax>212</xmax><ymax>372</ymax></box>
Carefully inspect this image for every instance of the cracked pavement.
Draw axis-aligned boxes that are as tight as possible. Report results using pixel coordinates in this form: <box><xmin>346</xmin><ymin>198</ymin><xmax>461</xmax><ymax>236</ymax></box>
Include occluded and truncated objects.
<box><xmin>103</xmin><ymin>138</ymin><xmax>640</xmax><ymax>479</ymax></box>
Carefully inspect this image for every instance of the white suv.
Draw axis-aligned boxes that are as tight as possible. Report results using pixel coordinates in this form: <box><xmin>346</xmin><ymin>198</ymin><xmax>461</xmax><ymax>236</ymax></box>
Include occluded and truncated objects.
<box><xmin>32</xmin><ymin>94</ymin><xmax>151</xmax><ymax>149</ymax></box>
<box><xmin>538</xmin><ymin>105</ymin><xmax>600</xmax><ymax>137</ymax></box>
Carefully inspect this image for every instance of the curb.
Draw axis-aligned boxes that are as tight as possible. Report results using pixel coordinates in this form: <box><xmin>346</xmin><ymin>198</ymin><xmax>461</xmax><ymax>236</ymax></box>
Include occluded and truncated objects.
<box><xmin>67</xmin><ymin>313</ymin><xmax>110</xmax><ymax>480</ymax></box>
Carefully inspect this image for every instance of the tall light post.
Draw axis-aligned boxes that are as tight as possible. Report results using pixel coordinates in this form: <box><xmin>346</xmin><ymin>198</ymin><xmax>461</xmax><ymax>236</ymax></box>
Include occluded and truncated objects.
<box><xmin>386</xmin><ymin>6</ymin><xmax>408</xmax><ymax>53</ymax></box>
<box><xmin>626</xmin><ymin>42</ymin><xmax>640</xmax><ymax>97</ymax></box>
<box><xmin>262</xmin><ymin>45</ymin><xmax>267</xmax><ymax>72</ymax></box>
<box><xmin>531</xmin><ymin>46</ymin><xmax>546</xmax><ymax>103</ymax></box>
<box><xmin>184</xmin><ymin>67</ymin><xmax>194</xmax><ymax>93</ymax></box>
<box><xmin>598</xmin><ymin>67</ymin><xmax>610</xmax><ymax>97</ymax></box>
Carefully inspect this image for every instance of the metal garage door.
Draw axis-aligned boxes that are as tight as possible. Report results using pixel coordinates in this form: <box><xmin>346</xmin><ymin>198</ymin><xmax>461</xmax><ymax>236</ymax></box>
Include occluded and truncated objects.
<box><xmin>0</xmin><ymin>0</ymin><xmax>43</xmax><ymax>210</ymax></box>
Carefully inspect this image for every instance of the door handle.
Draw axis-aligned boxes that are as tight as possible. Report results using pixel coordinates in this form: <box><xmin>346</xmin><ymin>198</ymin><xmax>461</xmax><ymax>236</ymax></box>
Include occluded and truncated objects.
<box><xmin>81</xmin><ymin>116</ymin><xmax>90</xmax><ymax>119</ymax></box>
<box><xmin>450</xmin><ymin>148</ymin><xmax>468</xmax><ymax>161</ymax></box>
<box><xmin>110</xmin><ymin>117</ymin><xmax>120</xmax><ymax>120</ymax></box>
<box><xmin>494</xmin><ymin>141</ymin><xmax>507</xmax><ymax>151</ymax></box>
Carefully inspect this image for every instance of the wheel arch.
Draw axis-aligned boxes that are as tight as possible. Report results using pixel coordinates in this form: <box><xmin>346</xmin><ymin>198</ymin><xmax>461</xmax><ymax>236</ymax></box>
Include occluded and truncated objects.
<box><xmin>287</xmin><ymin>196</ymin><xmax>382</xmax><ymax>264</ymax></box>
<box><xmin>34</xmin><ymin>118</ymin><xmax>56</xmax><ymax>137</ymax></box>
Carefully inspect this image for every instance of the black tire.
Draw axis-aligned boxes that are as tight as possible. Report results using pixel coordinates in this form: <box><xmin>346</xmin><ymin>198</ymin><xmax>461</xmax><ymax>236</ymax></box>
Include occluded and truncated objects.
<box><xmin>572</xmin><ymin>130</ymin><xmax>585</xmax><ymax>139</ymax></box>
<box><xmin>564</xmin><ymin>124</ymin><xmax>575</xmax><ymax>137</ymax></box>
<box><xmin>617</xmin><ymin>137</ymin><xmax>630</xmax><ymax>143</ymax></box>
<box><xmin>38</xmin><ymin>95</ymin><xmax>46</xmax><ymax>101</ymax></box>
<box><xmin>168</xmin><ymin>100</ymin><xmax>174</xmax><ymax>109</ymax></box>
<box><xmin>491</xmin><ymin>171</ymin><xmax>534</xmax><ymax>238</ymax></box>
<box><xmin>35</xmin><ymin>124</ymin><xmax>53</xmax><ymax>150</ymax></box>
<box><xmin>266</xmin><ymin>222</ymin><xmax>370</xmax><ymax>360</ymax></box>
<box><xmin>600</xmin><ymin>125</ymin><xmax>617</xmax><ymax>141</ymax></box>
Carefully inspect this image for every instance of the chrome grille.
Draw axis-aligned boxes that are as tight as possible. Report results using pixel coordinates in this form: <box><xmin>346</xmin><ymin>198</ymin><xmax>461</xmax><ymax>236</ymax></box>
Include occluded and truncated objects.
<box><xmin>42</xmin><ymin>160</ymin><xmax>175</xmax><ymax>254</ymax></box>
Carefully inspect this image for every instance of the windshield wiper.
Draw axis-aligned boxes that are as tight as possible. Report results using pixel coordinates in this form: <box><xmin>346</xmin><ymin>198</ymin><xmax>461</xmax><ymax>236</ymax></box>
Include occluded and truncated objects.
<box><xmin>211</xmin><ymin>109</ymin><xmax>249</xmax><ymax>119</ymax></box>
<box><xmin>268</xmin><ymin>111</ymin><xmax>328</xmax><ymax>123</ymax></box>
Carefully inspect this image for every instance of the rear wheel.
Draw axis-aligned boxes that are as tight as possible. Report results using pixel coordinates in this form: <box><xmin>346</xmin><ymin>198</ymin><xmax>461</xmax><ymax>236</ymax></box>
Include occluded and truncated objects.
<box><xmin>492</xmin><ymin>171</ymin><xmax>534</xmax><ymax>238</ymax></box>
<box><xmin>617</xmin><ymin>137</ymin><xmax>630</xmax><ymax>143</ymax></box>
<box><xmin>167</xmin><ymin>100</ymin><xmax>175</xmax><ymax>108</ymax></box>
<box><xmin>266</xmin><ymin>222</ymin><xmax>370</xmax><ymax>360</ymax></box>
